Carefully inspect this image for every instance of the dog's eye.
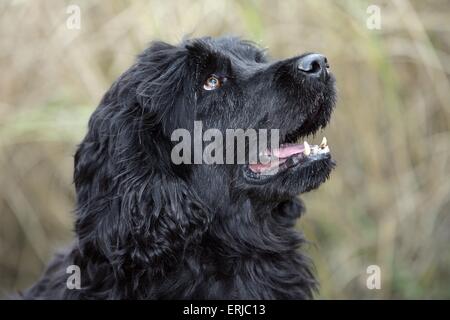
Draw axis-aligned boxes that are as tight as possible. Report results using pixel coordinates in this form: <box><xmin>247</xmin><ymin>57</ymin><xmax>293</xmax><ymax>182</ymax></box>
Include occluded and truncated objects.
<box><xmin>203</xmin><ymin>76</ymin><xmax>222</xmax><ymax>91</ymax></box>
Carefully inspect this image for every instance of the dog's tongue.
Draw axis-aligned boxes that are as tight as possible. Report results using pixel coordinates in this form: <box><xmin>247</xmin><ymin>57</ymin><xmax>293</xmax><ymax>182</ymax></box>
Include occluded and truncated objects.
<box><xmin>248</xmin><ymin>143</ymin><xmax>305</xmax><ymax>173</ymax></box>
<box><xmin>248</xmin><ymin>158</ymin><xmax>285</xmax><ymax>173</ymax></box>
<box><xmin>270</xmin><ymin>143</ymin><xmax>305</xmax><ymax>158</ymax></box>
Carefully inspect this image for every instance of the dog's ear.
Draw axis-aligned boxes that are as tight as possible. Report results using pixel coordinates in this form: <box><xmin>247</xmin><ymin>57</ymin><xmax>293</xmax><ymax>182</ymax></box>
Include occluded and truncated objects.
<box><xmin>73</xmin><ymin>41</ymin><xmax>210</xmax><ymax>278</ymax></box>
<box><xmin>136</xmin><ymin>42</ymin><xmax>193</xmax><ymax>130</ymax></box>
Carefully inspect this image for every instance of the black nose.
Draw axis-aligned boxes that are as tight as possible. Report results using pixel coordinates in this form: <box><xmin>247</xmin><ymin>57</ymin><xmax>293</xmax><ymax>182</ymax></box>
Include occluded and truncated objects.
<box><xmin>297</xmin><ymin>53</ymin><xmax>329</xmax><ymax>79</ymax></box>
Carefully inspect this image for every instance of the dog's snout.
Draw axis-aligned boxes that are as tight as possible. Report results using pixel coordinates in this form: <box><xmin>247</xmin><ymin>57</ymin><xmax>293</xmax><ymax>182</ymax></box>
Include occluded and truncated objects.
<box><xmin>297</xmin><ymin>53</ymin><xmax>329</xmax><ymax>79</ymax></box>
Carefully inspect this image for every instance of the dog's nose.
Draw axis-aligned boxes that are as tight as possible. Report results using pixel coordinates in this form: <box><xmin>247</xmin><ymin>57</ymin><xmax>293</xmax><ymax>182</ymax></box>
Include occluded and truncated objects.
<box><xmin>297</xmin><ymin>53</ymin><xmax>329</xmax><ymax>79</ymax></box>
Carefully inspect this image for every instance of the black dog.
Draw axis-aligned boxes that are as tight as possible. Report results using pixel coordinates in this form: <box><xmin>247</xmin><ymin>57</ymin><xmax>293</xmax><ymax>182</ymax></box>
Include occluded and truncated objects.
<box><xmin>24</xmin><ymin>36</ymin><xmax>336</xmax><ymax>299</ymax></box>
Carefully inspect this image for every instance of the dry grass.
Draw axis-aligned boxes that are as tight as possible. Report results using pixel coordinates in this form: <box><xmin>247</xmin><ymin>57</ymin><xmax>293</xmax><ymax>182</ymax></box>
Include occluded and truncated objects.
<box><xmin>1</xmin><ymin>0</ymin><xmax>449</xmax><ymax>298</ymax></box>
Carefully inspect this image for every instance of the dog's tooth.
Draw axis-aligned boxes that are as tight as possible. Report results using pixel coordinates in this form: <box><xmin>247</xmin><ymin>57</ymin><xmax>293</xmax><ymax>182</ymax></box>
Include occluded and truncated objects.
<box><xmin>303</xmin><ymin>141</ymin><xmax>311</xmax><ymax>156</ymax></box>
<box><xmin>320</xmin><ymin>137</ymin><xmax>327</xmax><ymax>148</ymax></box>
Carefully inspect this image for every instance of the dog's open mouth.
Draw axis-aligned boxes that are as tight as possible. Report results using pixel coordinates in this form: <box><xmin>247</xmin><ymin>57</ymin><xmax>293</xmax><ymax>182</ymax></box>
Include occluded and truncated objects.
<box><xmin>245</xmin><ymin>137</ymin><xmax>330</xmax><ymax>180</ymax></box>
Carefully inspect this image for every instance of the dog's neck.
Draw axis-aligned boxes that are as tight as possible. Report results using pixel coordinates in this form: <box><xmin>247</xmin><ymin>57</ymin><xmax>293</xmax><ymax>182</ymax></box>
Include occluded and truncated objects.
<box><xmin>207</xmin><ymin>196</ymin><xmax>304</xmax><ymax>246</ymax></box>
<box><xmin>188</xmin><ymin>165</ymin><xmax>306</xmax><ymax>254</ymax></box>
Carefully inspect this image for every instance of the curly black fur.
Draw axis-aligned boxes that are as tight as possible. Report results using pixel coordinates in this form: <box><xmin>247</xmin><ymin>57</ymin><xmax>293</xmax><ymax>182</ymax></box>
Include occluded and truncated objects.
<box><xmin>23</xmin><ymin>36</ymin><xmax>336</xmax><ymax>299</ymax></box>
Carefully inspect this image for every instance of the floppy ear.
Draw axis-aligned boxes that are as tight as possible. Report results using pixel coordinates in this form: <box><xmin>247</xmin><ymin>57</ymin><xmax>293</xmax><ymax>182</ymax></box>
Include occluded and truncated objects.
<box><xmin>73</xmin><ymin>41</ymin><xmax>210</xmax><ymax>277</ymax></box>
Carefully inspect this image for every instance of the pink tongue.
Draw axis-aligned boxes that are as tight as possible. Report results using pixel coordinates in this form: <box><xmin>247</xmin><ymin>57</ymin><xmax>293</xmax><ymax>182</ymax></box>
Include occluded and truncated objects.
<box><xmin>249</xmin><ymin>158</ymin><xmax>286</xmax><ymax>173</ymax></box>
<box><xmin>271</xmin><ymin>143</ymin><xmax>305</xmax><ymax>158</ymax></box>
<box><xmin>248</xmin><ymin>143</ymin><xmax>305</xmax><ymax>173</ymax></box>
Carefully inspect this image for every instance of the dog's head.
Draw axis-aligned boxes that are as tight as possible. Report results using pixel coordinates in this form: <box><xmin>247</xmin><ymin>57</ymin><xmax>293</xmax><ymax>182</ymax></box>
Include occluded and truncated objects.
<box><xmin>135</xmin><ymin>36</ymin><xmax>336</xmax><ymax>201</ymax></box>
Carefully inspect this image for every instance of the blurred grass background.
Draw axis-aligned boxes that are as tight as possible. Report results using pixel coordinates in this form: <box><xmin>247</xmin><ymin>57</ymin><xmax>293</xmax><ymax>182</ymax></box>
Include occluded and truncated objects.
<box><xmin>1</xmin><ymin>0</ymin><xmax>449</xmax><ymax>299</ymax></box>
